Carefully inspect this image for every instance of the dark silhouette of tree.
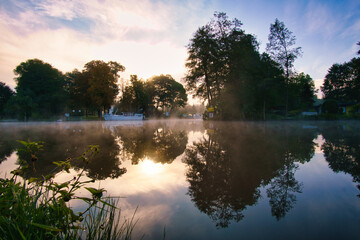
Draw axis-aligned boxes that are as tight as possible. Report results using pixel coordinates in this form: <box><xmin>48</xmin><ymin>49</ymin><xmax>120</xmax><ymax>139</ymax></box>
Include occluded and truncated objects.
<box><xmin>266</xmin><ymin>19</ymin><xmax>302</xmax><ymax>117</ymax></box>
<box><xmin>185</xmin><ymin>12</ymin><xmax>242</xmax><ymax>107</ymax></box>
<box><xmin>67</xmin><ymin>60</ymin><xmax>125</xmax><ymax>117</ymax></box>
<box><xmin>148</xmin><ymin>74</ymin><xmax>187</xmax><ymax>114</ymax></box>
<box><xmin>13</xmin><ymin>59</ymin><xmax>67</xmax><ymax>119</ymax></box>
<box><xmin>289</xmin><ymin>73</ymin><xmax>316</xmax><ymax>111</ymax></box>
<box><xmin>0</xmin><ymin>82</ymin><xmax>14</xmax><ymax>118</ymax></box>
<box><xmin>185</xmin><ymin>13</ymin><xmax>308</xmax><ymax>120</ymax></box>
<box><xmin>321</xmin><ymin>57</ymin><xmax>360</xmax><ymax>103</ymax></box>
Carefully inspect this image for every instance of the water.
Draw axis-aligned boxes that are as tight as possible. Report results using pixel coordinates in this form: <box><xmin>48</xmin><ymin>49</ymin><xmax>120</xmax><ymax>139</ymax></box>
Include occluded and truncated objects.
<box><xmin>0</xmin><ymin>120</ymin><xmax>359</xmax><ymax>239</ymax></box>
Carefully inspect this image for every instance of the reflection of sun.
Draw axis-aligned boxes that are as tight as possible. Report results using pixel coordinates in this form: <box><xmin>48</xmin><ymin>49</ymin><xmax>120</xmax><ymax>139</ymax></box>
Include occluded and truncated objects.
<box><xmin>139</xmin><ymin>158</ymin><xmax>164</xmax><ymax>175</ymax></box>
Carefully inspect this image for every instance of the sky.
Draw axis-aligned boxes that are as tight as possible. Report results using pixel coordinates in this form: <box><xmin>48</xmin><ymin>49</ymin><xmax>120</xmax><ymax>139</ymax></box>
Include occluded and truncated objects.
<box><xmin>0</xmin><ymin>0</ymin><xmax>359</xmax><ymax>99</ymax></box>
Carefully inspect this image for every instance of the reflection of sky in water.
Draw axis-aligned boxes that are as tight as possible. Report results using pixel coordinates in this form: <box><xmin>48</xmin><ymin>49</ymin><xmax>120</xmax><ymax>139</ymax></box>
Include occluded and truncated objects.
<box><xmin>0</xmin><ymin>121</ymin><xmax>359</xmax><ymax>239</ymax></box>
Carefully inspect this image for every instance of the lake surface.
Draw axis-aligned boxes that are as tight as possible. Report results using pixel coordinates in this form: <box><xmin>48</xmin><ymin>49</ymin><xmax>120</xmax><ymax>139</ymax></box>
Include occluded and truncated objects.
<box><xmin>0</xmin><ymin>120</ymin><xmax>359</xmax><ymax>239</ymax></box>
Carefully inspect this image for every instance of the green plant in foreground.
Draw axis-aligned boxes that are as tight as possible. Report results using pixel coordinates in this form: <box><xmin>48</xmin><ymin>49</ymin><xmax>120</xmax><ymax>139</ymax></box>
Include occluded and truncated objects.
<box><xmin>0</xmin><ymin>140</ymin><xmax>136</xmax><ymax>240</ymax></box>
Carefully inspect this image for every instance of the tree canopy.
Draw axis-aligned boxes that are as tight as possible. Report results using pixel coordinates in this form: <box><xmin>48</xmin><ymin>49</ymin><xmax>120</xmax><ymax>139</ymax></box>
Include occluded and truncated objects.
<box><xmin>0</xmin><ymin>82</ymin><xmax>14</xmax><ymax>118</ymax></box>
<box><xmin>321</xmin><ymin>57</ymin><xmax>360</xmax><ymax>103</ymax></box>
<box><xmin>13</xmin><ymin>59</ymin><xmax>67</xmax><ymax>119</ymax></box>
<box><xmin>148</xmin><ymin>74</ymin><xmax>187</xmax><ymax>112</ymax></box>
<box><xmin>66</xmin><ymin>60</ymin><xmax>125</xmax><ymax>117</ymax></box>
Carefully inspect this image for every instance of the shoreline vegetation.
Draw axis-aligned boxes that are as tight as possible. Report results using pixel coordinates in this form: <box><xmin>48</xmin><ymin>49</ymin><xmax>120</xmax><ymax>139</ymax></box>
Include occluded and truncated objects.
<box><xmin>0</xmin><ymin>140</ymin><xmax>138</xmax><ymax>240</ymax></box>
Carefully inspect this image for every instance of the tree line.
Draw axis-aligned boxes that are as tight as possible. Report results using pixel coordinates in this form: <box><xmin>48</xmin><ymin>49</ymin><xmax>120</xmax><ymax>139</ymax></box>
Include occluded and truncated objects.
<box><xmin>0</xmin><ymin>59</ymin><xmax>187</xmax><ymax>120</ymax></box>
<box><xmin>1</xmin><ymin>11</ymin><xmax>359</xmax><ymax>121</ymax></box>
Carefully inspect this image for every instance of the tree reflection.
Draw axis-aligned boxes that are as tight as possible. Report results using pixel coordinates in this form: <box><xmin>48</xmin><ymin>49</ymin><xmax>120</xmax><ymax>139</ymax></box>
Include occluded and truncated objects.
<box><xmin>113</xmin><ymin>122</ymin><xmax>187</xmax><ymax>165</ymax></box>
<box><xmin>321</xmin><ymin>124</ymin><xmax>360</xmax><ymax>197</ymax></box>
<box><xmin>183</xmin><ymin>122</ymin><xmax>317</xmax><ymax>227</ymax></box>
<box><xmin>266</xmin><ymin>158</ymin><xmax>302</xmax><ymax>220</ymax></box>
<box><xmin>0</xmin><ymin>124</ymin><xmax>126</xmax><ymax>180</ymax></box>
<box><xmin>184</xmin><ymin>135</ymin><xmax>251</xmax><ymax>228</ymax></box>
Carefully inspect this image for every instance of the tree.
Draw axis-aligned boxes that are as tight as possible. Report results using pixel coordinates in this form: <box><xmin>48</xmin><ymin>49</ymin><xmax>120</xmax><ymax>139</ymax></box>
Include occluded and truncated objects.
<box><xmin>256</xmin><ymin>53</ymin><xmax>285</xmax><ymax>119</ymax></box>
<box><xmin>13</xmin><ymin>59</ymin><xmax>67</xmax><ymax>119</ymax></box>
<box><xmin>266</xmin><ymin>19</ymin><xmax>302</xmax><ymax>117</ymax></box>
<box><xmin>289</xmin><ymin>73</ymin><xmax>316</xmax><ymax>111</ymax></box>
<box><xmin>321</xmin><ymin>58</ymin><xmax>360</xmax><ymax>103</ymax></box>
<box><xmin>185</xmin><ymin>12</ymin><xmax>242</xmax><ymax>107</ymax></box>
<box><xmin>148</xmin><ymin>74</ymin><xmax>187</xmax><ymax>113</ymax></box>
<box><xmin>0</xmin><ymin>82</ymin><xmax>14</xmax><ymax>118</ymax></box>
<box><xmin>116</xmin><ymin>75</ymin><xmax>150</xmax><ymax>114</ymax></box>
<box><xmin>83</xmin><ymin>60</ymin><xmax>124</xmax><ymax>117</ymax></box>
<box><xmin>68</xmin><ymin>60</ymin><xmax>125</xmax><ymax>117</ymax></box>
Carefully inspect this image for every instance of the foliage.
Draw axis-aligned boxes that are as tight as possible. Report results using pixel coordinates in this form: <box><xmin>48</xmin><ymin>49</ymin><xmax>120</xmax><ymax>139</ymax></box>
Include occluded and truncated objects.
<box><xmin>68</xmin><ymin>60</ymin><xmax>125</xmax><ymax>117</ymax></box>
<box><xmin>185</xmin><ymin>12</ymin><xmax>298</xmax><ymax>120</ymax></box>
<box><xmin>321</xmin><ymin>57</ymin><xmax>360</xmax><ymax>103</ymax></box>
<box><xmin>266</xmin><ymin>19</ymin><xmax>302</xmax><ymax>117</ymax></box>
<box><xmin>322</xmin><ymin>99</ymin><xmax>339</xmax><ymax>114</ymax></box>
<box><xmin>0</xmin><ymin>140</ymin><xmax>136</xmax><ymax>239</ymax></box>
<box><xmin>289</xmin><ymin>72</ymin><xmax>316</xmax><ymax>111</ymax></box>
<box><xmin>116</xmin><ymin>75</ymin><xmax>150</xmax><ymax>115</ymax></box>
<box><xmin>12</xmin><ymin>59</ymin><xmax>67</xmax><ymax>119</ymax></box>
<box><xmin>117</xmin><ymin>74</ymin><xmax>187</xmax><ymax>117</ymax></box>
<box><xmin>0</xmin><ymin>82</ymin><xmax>14</xmax><ymax>118</ymax></box>
<box><xmin>266</xmin><ymin>19</ymin><xmax>302</xmax><ymax>78</ymax></box>
<box><xmin>184</xmin><ymin>12</ymin><xmax>242</xmax><ymax>107</ymax></box>
<box><xmin>148</xmin><ymin>74</ymin><xmax>187</xmax><ymax>112</ymax></box>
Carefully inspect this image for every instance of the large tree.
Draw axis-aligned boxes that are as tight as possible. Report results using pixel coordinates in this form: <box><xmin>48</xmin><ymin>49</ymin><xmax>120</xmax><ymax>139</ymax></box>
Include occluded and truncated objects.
<box><xmin>148</xmin><ymin>74</ymin><xmax>187</xmax><ymax>113</ymax></box>
<box><xmin>13</xmin><ymin>59</ymin><xmax>67</xmax><ymax>119</ymax></box>
<box><xmin>0</xmin><ymin>82</ymin><xmax>14</xmax><ymax>118</ymax></box>
<box><xmin>67</xmin><ymin>60</ymin><xmax>125</xmax><ymax>117</ymax></box>
<box><xmin>266</xmin><ymin>19</ymin><xmax>302</xmax><ymax>116</ymax></box>
<box><xmin>185</xmin><ymin>12</ymin><xmax>242</xmax><ymax>107</ymax></box>
<box><xmin>117</xmin><ymin>75</ymin><xmax>150</xmax><ymax>114</ymax></box>
<box><xmin>321</xmin><ymin>57</ymin><xmax>360</xmax><ymax>103</ymax></box>
<box><xmin>289</xmin><ymin>72</ymin><xmax>316</xmax><ymax>111</ymax></box>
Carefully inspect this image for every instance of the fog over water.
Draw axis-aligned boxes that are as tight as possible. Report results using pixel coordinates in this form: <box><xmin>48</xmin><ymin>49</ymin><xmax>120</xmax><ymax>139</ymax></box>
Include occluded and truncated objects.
<box><xmin>0</xmin><ymin>120</ymin><xmax>359</xmax><ymax>239</ymax></box>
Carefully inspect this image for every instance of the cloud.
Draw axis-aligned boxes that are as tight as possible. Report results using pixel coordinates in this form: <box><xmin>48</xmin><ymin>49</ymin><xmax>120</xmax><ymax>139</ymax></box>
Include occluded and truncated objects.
<box><xmin>0</xmin><ymin>0</ymin><xmax>214</xmax><ymax>89</ymax></box>
<box><xmin>304</xmin><ymin>1</ymin><xmax>339</xmax><ymax>39</ymax></box>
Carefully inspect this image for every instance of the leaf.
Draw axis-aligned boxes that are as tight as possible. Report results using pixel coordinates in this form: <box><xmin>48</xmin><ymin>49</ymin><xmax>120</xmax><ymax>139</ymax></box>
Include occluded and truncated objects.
<box><xmin>85</xmin><ymin>187</ymin><xmax>104</xmax><ymax>199</ymax></box>
<box><xmin>30</xmin><ymin>222</ymin><xmax>61</xmax><ymax>232</ymax></box>
<box><xmin>16</xmin><ymin>225</ymin><xmax>26</xmax><ymax>240</ymax></box>
<box><xmin>28</xmin><ymin>177</ymin><xmax>38</xmax><ymax>183</ymax></box>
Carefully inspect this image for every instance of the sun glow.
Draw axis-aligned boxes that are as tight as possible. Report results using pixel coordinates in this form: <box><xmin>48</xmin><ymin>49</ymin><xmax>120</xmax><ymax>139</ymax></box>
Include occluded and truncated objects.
<box><xmin>139</xmin><ymin>158</ymin><xmax>165</xmax><ymax>175</ymax></box>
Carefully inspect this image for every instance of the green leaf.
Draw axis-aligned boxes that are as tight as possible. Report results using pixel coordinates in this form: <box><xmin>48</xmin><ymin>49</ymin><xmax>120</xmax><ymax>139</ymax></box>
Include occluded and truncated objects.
<box><xmin>16</xmin><ymin>225</ymin><xmax>26</xmax><ymax>240</ymax></box>
<box><xmin>28</xmin><ymin>177</ymin><xmax>38</xmax><ymax>183</ymax></box>
<box><xmin>30</xmin><ymin>222</ymin><xmax>61</xmax><ymax>232</ymax></box>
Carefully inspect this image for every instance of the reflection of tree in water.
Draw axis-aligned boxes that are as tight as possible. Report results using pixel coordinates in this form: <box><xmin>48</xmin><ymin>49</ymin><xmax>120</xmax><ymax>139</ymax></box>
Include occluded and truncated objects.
<box><xmin>266</xmin><ymin>158</ymin><xmax>302</xmax><ymax>220</ymax></box>
<box><xmin>0</xmin><ymin>126</ymin><xmax>19</xmax><ymax>163</ymax></box>
<box><xmin>69</xmin><ymin>126</ymin><xmax>126</xmax><ymax>180</ymax></box>
<box><xmin>184</xmin><ymin>135</ymin><xmax>252</xmax><ymax>228</ymax></box>
<box><xmin>0</xmin><ymin>124</ymin><xmax>126</xmax><ymax>180</ymax></box>
<box><xmin>321</xmin><ymin>124</ymin><xmax>360</xmax><ymax>197</ymax></box>
<box><xmin>113</xmin><ymin>123</ymin><xmax>187</xmax><ymax>164</ymax></box>
<box><xmin>183</xmin><ymin>122</ymin><xmax>317</xmax><ymax>227</ymax></box>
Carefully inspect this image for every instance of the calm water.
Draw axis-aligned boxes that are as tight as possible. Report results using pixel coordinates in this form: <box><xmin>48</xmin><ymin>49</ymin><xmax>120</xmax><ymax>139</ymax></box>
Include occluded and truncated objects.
<box><xmin>0</xmin><ymin>120</ymin><xmax>359</xmax><ymax>239</ymax></box>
